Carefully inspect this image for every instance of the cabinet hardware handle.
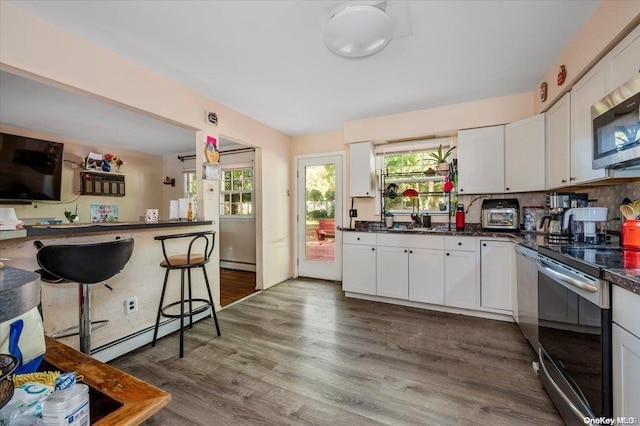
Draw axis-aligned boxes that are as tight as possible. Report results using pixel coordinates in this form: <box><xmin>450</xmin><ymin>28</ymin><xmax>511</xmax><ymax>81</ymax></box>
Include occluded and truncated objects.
<box><xmin>460</xmin><ymin>189</ymin><xmax>464</xmax><ymax>192</ymax></box>
<box><xmin>483</xmin><ymin>243</ymin><xmax>487</xmax><ymax>246</ymax></box>
<box><xmin>357</xmin><ymin>237</ymin><xmax>360</xmax><ymax>240</ymax></box>
<box><xmin>506</xmin><ymin>187</ymin><xmax>510</xmax><ymax>191</ymax></box>
<box><xmin>371</xmin><ymin>248</ymin><xmax>375</xmax><ymax>251</ymax></box>
<box><xmin>446</xmin><ymin>253</ymin><xmax>450</xmax><ymax>256</ymax></box>
<box><xmin>570</xmin><ymin>177</ymin><xmax>575</xmax><ymax>181</ymax></box>
<box><xmin>561</xmin><ymin>179</ymin><xmax>567</xmax><ymax>183</ymax></box>
<box><xmin>458</xmin><ymin>242</ymin><xmax>462</xmax><ymax>246</ymax></box>
<box><xmin>409</xmin><ymin>250</ymin><xmax>413</xmax><ymax>253</ymax></box>
<box><xmin>404</xmin><ymin>249</ymin><xmax>408</xmax><ymax>253</ymax></box>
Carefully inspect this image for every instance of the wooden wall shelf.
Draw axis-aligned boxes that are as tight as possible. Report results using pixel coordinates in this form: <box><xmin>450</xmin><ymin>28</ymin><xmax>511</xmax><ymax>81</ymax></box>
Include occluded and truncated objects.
<box><xmin>80</xmin><ymin>171</ymin><xmax>126</xmax><ymax>197</ymax></box>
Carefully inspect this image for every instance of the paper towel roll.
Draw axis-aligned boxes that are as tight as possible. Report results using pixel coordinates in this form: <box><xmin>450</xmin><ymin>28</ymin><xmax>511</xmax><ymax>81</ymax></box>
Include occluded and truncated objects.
<box><xmin>178</xmin><ymin>198</ymin><xmax>190</xmax><ymax>219</ymax></box>
<box><xmin>169</xmin><ymin>200</ymin><xmax>179</xmax><ymax>220</ymax></box>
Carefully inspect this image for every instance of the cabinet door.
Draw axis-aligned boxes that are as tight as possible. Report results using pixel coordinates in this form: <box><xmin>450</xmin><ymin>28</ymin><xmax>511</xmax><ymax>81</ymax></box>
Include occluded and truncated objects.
<box><xmin>444</xmin><ymin>250</ymin><xmax>477</xmax><ymax>309</ymax></box>
<box><xmin>613</xmin><ymin>324</ymin><xmax>640</xmax><ymax>418</ymax></box>
<box><xmin>342</xmin><ymin>244</ymin><xmax>376</xmax><ymax>295</ymax></box>
<box><xmin>480</xmin><ymin>241</ymin><xmax>513</xmax><ymax>312</ymax></box>
<box><xmin>570</xmin><ymin>60</ymin><xmax>608</xmax><ymax>184</ymax></box>
<box><xmin>457</xmin><ymin>125</ymin><xmax>505</xmax><ymax>194</ymax></box>
<box><xmin>607</xmin><ymin>24</ymin><xmax>640</xmax><ymax>91</ymax></box>
<box><xmin>545</xmin><ymin>93</ymin><xmax>571</xmax><ymax>189</ymax></box>
<box><xmin>349</xmin><ymin>142</ymin><xmax>376</xmax><ymax>197</ymax></box>
<box><xmin>505</xmin><ymin>115</ymin><xmax>545</xmax><ymax>192</ymax></box>
<box><xmin>408</xmin><ymin>248</ymin><xmax>444</xmax><ymax>305</ymax></box>
<box><xmin>376</xmin><ymin>246</ymin><xmax>409</xmax><ymax>299</ymax></box>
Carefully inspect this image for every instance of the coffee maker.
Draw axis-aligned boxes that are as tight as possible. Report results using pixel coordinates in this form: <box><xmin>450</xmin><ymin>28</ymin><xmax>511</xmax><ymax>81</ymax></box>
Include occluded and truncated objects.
<box><xmin>540</xmin><ymin>192</ymin><xmax>589</xmax><ymax>243</ymax></box>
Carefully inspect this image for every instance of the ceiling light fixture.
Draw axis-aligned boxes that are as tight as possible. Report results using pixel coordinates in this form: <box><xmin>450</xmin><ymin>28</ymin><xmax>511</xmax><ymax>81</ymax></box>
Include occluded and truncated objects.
<box><xmin>323</xmin><ymin>4</ymin><xmax>394</xmax><ymax>58</ymax></box>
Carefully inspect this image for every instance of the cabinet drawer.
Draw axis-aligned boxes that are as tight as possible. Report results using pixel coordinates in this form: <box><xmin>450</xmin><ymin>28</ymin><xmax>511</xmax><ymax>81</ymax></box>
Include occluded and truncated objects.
<box><xmin>377</xmin><ymin>233</ymin><xmax>444</xmax><ymax>249</ymax></box>
<box><xmin>444</xmin><ymin>236</ymin><xmax>476</xmax><ymax>252</ymax></box>
<box><xmin>343</xmin><ymin>232</ymin><xmax>376</xmax><ymax>245</ymax></box>
<box><xmin>613</xmin><ymin>286</ymin><xmax>640</xmax><ymax>338</ymax></box>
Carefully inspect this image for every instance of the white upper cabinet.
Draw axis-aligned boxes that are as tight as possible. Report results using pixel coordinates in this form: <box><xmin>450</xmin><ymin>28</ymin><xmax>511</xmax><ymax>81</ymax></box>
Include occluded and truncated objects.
<box><xmin>505</xmin><ymin>115</ymin><xmax>545</xmax><ymax>192</ymax></box>
<box><xmin>457</xmin><ymin>125</ymin><xmax>505</xmax><ymax>194</ymax></box>
<box><xmin>545</xmin><ymin>93</ymin><xmax>571</xmax><ymax>189</ymax></box>
<box><xmin>349</xmin><ymin>142</ymin><xmax>376</xmax><ymax>197</ymax></box>
<box><xmin>570</xmin><ymin>60</ymin><xmax>608</xmax><ymax>184</ymax></box>
<box><xmin>606</xmin><ymin>24</ymin><xmax>640</xmax><ymax>91</ymax></box>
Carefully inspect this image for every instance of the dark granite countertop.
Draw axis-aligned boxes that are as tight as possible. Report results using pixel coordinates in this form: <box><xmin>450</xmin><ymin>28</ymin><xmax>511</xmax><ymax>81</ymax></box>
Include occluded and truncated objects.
<box><xmin>604</xmin><ymin>269</ymin><xmax>640</xmax><ymax>295</ymax></box>
<box><xmin>26</xmin><ymin>220</ymin><xmax>212</xmax><ymax>237</ymax></box>
<box><xmin>339</xmin><ymin>222</ymin><xmax>521</xmax><ymax>239</ymax></box>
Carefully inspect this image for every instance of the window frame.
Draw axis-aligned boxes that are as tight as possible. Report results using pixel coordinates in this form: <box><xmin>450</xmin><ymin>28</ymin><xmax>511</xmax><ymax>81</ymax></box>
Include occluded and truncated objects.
<box><xmin>220</xmin><ymin>163</ymin><xmax>255</xmax><ymax>218</ymax></box>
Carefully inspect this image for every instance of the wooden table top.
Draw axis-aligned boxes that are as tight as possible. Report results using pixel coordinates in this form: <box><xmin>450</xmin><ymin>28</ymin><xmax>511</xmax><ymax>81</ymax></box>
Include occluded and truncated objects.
<box><xmin>44</xmin><ymin>336</ymin><xmax>170</xmax><ymax>425</ymax></box>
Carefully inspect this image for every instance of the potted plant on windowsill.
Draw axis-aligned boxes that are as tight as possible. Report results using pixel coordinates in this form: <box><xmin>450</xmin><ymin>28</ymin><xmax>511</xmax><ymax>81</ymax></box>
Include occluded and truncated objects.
<box><xmin>429</xmin><ymin>145</ymin><xmax>455</xmax><ymax>176</ymax></box>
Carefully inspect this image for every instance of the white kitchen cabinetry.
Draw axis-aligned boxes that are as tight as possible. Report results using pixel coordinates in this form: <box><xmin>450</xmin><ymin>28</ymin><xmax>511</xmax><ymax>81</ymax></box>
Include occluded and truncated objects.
<box><xmin>376</xmin><ymin>245</ymin><xmax>409</xmax><ymax>299</ymax></box>
<box><xmin>570</xmin><ymin>59</ymin><xmax>608</xmax><ymax>184</ymax></box>
<box><xmin>613</xmin><ymin>285</ymin><xmax>640</xmax><ymax>418</ymax></box>
<box><xmin>606</xmin><ymin>24</ymin><xmax>640</xmax><ymax>91</ymax></box>
<box><xmin>409</xmin><ymin>247</ymin><xmax>445</xmax><ymax>305</ymax></box>
<box><xmin>349</xmin><ymin>142</ymin><xmax>376</xmax><ymax>197</ymax></box>
<box><xmin>342</xmin><ymin>233</ymin><xmax>376</xmax><ymax>295</ymax></box>
<box><xmin>444</xmin><ymin>237</ymin><xmax>478</xmax><ymax>310</ymax></box>
<box><xmin>504</xmin><ymin>115</ymin><xmax>545</xmax><ymax>192</ymax></box>
<box><xmin>545</xmin><ymin>92</ymin><xmax>571</xmax><ymax>189</ymax></box>
<box><xmin>457</xmin><ymin>125</ymin><xmax>505</xmax><ymax>195</ymax></box>
<box><xmin>479</xmin><ymin>240</ymin><xmax>513</xmax><ymax>312</ymax></box>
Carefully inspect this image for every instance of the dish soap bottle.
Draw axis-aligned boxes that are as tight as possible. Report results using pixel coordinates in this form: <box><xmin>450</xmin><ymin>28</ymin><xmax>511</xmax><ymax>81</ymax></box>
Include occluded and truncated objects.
<box><xmin>455</xmin><ymin>203</ymin><xmax>465</xmax><ymax>231</ymax></box>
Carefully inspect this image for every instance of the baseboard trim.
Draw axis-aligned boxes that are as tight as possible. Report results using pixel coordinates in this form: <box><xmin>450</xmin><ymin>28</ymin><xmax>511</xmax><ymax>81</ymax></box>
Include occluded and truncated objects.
<box><xmin>221</xmin><ymin>261</ymin><xmax>256</xmax><ymax>272</ymax></box>
<box><xmin>91</xmin><ymin>309</ymin><xmax>213</xmax><ymax>362</ymax></box>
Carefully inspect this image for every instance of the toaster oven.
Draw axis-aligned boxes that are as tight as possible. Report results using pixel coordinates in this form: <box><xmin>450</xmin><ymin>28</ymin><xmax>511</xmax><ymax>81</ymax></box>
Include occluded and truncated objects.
<box><xmin>481</xmin><ymin>199</ymin><xmax>520</xmax><ymax>231</ymax></box>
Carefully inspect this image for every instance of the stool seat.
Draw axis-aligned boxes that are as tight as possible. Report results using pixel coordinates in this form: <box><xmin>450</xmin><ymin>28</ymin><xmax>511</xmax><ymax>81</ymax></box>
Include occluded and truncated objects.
<box><xmin>152</xmin><ymin>231</ymin><xmax>220</xmax><ymax>358</ymax></box>
<box><xmin>35</xmin><ymin>238</ymin><xmax>134</xmax><ymax>355</ymax></box>
<box><xmin>160</xmin><ymin>254</ymin><xmax>206</xmax><ymax>268</ymax></box>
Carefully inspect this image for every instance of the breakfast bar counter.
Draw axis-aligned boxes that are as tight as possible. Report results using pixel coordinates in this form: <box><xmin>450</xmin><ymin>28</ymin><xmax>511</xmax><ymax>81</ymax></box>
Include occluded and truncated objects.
<box><xmin>44</xmin><ymin>336</ymin><xmax>170</xmax><ymax>425</ymax></box>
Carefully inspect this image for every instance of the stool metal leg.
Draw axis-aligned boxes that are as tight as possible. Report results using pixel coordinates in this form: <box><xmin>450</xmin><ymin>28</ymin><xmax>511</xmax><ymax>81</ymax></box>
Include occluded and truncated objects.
<box><xmin>179</xmin><ymin>268</ymin><xmax>185</xmax><ymax>358</ymax></box>
<box><xmin>79</xmin><ymin>283</ymin><xmax>91</xmax><ymax>354</ymax></box>
<box><xmin>152</xmin><ymin>269</ymin><xmax>170</xmax><ymax>347</ymax></box>
<box><xmin>202</xmin><ymin>266</ymin><xmax>221</xmax><ymax>336</ymax></box>
<box><xmin>187</xmin><ymin>267</ymin><xmax>194</xmax><ymax>329</ymax></box>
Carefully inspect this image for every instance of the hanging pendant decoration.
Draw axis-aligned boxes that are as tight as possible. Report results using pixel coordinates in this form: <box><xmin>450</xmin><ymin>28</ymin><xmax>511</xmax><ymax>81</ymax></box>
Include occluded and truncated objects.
<box><xmin>557</xmin><ymin>65</ymin><xmax>567</xmax><ymax>86</ymax></box>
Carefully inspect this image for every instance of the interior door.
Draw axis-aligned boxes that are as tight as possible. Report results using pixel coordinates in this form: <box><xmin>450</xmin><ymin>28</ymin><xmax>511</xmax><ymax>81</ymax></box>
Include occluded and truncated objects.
<box><xmin>297</xmin><ymin>155</ymin><xmax>343</xmax><ymax>280</ymax></box>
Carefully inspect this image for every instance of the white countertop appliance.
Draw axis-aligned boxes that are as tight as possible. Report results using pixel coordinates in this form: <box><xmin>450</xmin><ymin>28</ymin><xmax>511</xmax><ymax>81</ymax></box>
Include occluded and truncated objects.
<box><xmin>481</xmin><ymin>198</ymin><xmax>520</xmax><ymax>231</ymax></box>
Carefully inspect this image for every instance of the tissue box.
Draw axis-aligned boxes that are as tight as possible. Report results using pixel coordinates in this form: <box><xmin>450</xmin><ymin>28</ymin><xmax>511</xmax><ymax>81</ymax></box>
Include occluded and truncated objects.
<box><xmin>144</xmin><ymin>209</ymin><xmax>159</xmax><ymax>223</ymax></box>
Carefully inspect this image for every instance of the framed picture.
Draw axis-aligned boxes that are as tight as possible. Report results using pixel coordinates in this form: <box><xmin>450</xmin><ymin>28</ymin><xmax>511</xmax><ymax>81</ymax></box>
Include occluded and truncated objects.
<box><xmin>90</xmin><ymin>204</ymin><xmax>119</xmax><ymax>223</ymax></box>
<box><xmin>85</xmin><ymin>152</ymin><xmax>103</xmax><ymax>170</ymax></box>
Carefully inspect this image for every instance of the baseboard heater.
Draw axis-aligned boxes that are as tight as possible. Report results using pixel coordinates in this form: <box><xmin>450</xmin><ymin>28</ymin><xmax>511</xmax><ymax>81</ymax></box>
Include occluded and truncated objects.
<box><xmin>91</xmin><ymin>308</ymin><xmax>213</xmax><ymax>363</ymax></box>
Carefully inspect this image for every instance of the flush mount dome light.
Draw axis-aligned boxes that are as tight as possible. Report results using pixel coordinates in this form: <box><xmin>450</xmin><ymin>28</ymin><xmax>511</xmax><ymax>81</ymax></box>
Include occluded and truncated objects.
<box><xmin>323</xmin><ymin>5</ymin><xmax>394</xmax><ymax>58</ymax></box>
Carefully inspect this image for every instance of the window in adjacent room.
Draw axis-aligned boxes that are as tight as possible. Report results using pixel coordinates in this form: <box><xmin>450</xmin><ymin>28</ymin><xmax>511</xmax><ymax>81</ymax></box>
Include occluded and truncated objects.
<box><xmin>220</xmin><ymin>167</ymin><xmax>254</xmax><ymax>216</ymax></box>
<box><xmin>183</xmin><ymin>171</ymin><xmax>197</xmax><ymax>199</ymax></box>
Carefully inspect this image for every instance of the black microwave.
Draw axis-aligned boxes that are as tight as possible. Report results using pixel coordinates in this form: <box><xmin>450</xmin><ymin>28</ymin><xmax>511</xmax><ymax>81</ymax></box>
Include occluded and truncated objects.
<box><xmin>591</xmin><ymin>73</ymin><xmax>640</xmax><ymax>169</ymax></box>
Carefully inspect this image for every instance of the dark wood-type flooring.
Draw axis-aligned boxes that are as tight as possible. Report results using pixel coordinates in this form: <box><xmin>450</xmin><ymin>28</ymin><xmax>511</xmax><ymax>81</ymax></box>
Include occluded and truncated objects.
<box><xmin>220</xmin><ymin>268</ymin><xmax>258</xmax><ymax>306</ymax></box>
<box><xmin>111</xmin><ymin>279</ymin><xmax>562</xmax><ymax>425</ymax></box>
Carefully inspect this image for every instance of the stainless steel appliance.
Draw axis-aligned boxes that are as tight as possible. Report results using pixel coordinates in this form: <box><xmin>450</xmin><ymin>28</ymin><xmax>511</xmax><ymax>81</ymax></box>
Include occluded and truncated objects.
<box><xmin>481</xmin><ymin>198</ymin><xmax>519</xmax><ymax>231</ymax></box>
<box><xmin>515</xmin><ymin>244</ymin><xmax>538</xmax><ymax>349</ymax></box>
<box><xmin>592</xmin><ymin>74</ymin><xmax>640</xmax><ymax>169</ymax></box>
<box><xmin>540</xmin><ymin>193</ymin><xmax>589</xmax><ymax>243</ymax></box>
<box><xmin>537</xmin><ymin>245</ymin><xmax>614</xmax><ymax>425</ymax></box>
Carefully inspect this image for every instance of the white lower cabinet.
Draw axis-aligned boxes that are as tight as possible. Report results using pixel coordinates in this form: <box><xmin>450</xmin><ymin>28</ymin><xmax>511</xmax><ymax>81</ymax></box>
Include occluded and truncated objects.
<box><xmin>408</xmin><ymin>248</ymin><xmax>445</xmax><ymax>305</ymax></box>
<box><xmin>480</xmin><ymin>240</ymin><xmax>513</xmax><ymax>312</ymax></box>
<box><xmin>376</xmin><ymin>246</ymin><xmax>409</xmax><ymax>299</ymax></box>
<box><xmin>613</xmin><ymin>285</ymin><xmax>640</xmax><ymax>418</ymax></box>
<box><xmin>444</xmin><ymin>237</ymin><xmax>478</xmax><ymax>310</ymax></box>
<box><xmin>342</xmin><ymin>233</ymin><xmax>376</xmax><ymax>295</ymax></box>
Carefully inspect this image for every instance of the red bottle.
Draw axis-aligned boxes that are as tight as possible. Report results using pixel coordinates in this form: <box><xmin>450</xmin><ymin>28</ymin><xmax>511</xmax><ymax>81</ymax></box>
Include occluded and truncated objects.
<box><xmin>455</xmin><ymin>204</ymin><xmax>465</xmax><ymax>231</ymax></box>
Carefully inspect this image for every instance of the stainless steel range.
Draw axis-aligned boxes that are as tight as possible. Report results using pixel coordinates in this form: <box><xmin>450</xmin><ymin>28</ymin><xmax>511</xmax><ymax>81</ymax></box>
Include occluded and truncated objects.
<box><xmin>537</xmin><ymin>245</ymin><xmax>618</xmax><ymax>425</ymax></box>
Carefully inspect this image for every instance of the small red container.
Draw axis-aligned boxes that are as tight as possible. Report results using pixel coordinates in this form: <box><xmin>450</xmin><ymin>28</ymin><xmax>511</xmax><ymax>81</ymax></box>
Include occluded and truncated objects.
<box><xmin>622</xmin><ymin>220</ymin><xmax>640</xmax><ymax>249</ymax></box>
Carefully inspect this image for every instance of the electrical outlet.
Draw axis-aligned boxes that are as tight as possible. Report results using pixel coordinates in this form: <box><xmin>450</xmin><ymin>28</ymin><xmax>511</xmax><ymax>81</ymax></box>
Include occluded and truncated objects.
<box><xmin>125</xmin><ymin>297</ymin><xmax>138</xmax><ymax>315</ymax></box>
<box><xmin>349</xmin><ymin>209</ymin><xmax>358</xmax><ymax>218</ymax></box>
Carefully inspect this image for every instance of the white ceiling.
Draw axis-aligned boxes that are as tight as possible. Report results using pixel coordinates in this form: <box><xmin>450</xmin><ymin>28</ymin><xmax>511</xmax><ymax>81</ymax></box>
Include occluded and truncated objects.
<box><xmin>1</xmin><ymin>0</ymin><xmax>600</xmax><ymax>155</ymax></box>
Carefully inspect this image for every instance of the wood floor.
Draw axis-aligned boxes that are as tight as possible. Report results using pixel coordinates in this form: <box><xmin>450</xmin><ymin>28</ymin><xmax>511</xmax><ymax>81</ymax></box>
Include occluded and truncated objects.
<box><xmin>220</xmin><ymin>268</ymin><xmax>258</xmax><ymax>306</ymax></box>
<box><xmin>111</xmin><ymin>279</ymin><xmax>562</xmax><ymax>425</ymax></box>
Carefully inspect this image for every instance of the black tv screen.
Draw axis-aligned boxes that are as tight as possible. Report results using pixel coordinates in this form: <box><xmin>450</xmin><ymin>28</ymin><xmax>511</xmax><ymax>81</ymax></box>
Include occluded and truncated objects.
<box><xmin>0</xmin><ymin>132</ymin><xmax>64</xmax><ymax>202</ymax></box>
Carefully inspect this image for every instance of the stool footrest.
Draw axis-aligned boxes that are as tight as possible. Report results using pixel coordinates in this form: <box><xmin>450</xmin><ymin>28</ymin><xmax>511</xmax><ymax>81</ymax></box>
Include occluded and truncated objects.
<box><xmin>51</xmin><ymin>320</ymin><xmax>110</xmax><ymax>339</ymax></box>
<box><xmin>160</xmin><ymin>299</ymin><xmax>212</xmax><ymax>319</ymax></box>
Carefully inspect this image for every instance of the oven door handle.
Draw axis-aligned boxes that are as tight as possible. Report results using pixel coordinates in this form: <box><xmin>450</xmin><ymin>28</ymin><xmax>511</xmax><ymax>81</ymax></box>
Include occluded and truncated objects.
<box><xmin>537</xmin><ymin>259</ymin><xmax>597</xmax><ymax>293</ymax></box>
<box><xmin>538</xmin><ymin>347</ymin><xmax>592</xmax><ymax>421</ymax></box>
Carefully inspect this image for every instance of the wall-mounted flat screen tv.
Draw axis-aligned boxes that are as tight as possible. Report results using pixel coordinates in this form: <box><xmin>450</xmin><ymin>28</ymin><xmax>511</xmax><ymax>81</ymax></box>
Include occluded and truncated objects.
<box><xmin>0</xmin><ymin>132</ymin><xmax>64</xmax><ymax>202</ymax></box>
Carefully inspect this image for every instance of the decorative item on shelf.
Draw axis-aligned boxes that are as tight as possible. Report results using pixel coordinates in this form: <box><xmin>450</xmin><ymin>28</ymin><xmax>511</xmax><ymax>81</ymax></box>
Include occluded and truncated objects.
<box><xmin>103</xmin><ymin>153</ymin><xmax>125</xmax><ymax>173</ymax></box>
<box><xmin>84</xmin><ymin>152</ymin><xmax>103</xmax><ymax>170</ymax></box>
<box><xmin>90</xmin><ymin>204</ymin><xmax>119</xmax><ymax>223</ymax></box>
<box><xmin>540</xmin><ymin>82</ymin><xmax>548</xmax><ymax>102</ymax></box>
<box><xmin>64</xmin><ymin>205</ymin><xmax>79</xmax><ymax>223</ymax></box>
<box><xmin>557</xmin><ymin>65</ymin><xmax>567</xmax><ymax>86</ymax></box>
<box><xmin>429</xmin><ymin>144</ymin><xmax>455</xmax><ymax>176</ymax></box>
<box><xmin>163</xmin><ymin>176</ymin><xmax>176</xmax><ymax>187</ymax></box>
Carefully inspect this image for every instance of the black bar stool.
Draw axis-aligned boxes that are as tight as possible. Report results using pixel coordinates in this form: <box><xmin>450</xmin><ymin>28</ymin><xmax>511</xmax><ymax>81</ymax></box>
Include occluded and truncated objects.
<box><xmin>34</xmin><ymin>238</ymin><xmax>134</xmax><ymax>355</ymax></box>
<box><xmin>152</xmin><ymin>231</ymin><xmax>220</xmax><ymax>358</ymax></box>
